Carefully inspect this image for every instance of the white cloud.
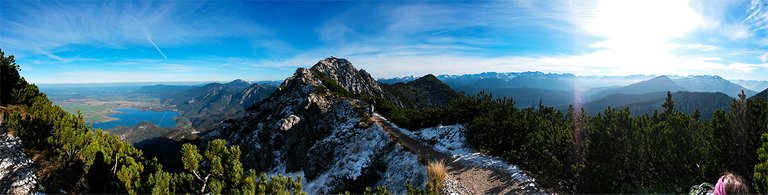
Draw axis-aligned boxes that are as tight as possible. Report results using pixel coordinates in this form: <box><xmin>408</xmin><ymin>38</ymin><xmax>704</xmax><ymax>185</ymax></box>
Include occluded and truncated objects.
<box><xmin>669</xmin><ymin>43</ymin><xmax>718</xmax><ymax>51</ymax></box>
<box><xmin>9</xmin><ymin>0</ymin><xmax>768</xmax><ymax>84</ymax></box>
<box><xmin>0</xmin><ymin>1</ymin><xmax>268</xmax><ymax>60</ymax></box>
<box><xmin>747</xmin><ymin>0</ymin><xmax>768</xmax><ymax>32</ymax></box>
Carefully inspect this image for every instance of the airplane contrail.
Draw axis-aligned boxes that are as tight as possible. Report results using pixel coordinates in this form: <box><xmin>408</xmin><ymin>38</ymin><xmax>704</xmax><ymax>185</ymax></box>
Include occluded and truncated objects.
<box><xmin>143</xmin><ymin>28</ymin><xmax>168</xmax><ymax>60</ymax></box>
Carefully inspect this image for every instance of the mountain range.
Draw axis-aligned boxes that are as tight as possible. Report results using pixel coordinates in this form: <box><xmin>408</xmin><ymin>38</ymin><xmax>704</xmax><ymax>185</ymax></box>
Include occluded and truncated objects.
<box><xmin>136</xmin><ymin>79</ymin><xmax>277</xmax><ymax>131</ymax></box>
<box><xmin>575</xmin><ymin>91</ymin><xmax>733</xmax><ymax>119</ymax></box>
<box><xmin>377</xmin><ymin>73</ymin><xmax>768</xmax><ymax>119</ymax></box>
<box><xmin>381</xmin><ymin>72</ymin><xmax>760</xmax><ymax>100</ymax></box>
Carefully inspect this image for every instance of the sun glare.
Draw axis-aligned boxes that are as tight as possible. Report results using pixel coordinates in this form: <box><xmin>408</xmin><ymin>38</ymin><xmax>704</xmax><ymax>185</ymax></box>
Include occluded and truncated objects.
<box><xmin>584</xmin><ymin>0</ymin><xmax>703</xmax><ymax>50</ymax></box>
<box><xmin>570</xmin><ymin>0</ymin><xmax>708</xmax><ymax>76</ymax></box>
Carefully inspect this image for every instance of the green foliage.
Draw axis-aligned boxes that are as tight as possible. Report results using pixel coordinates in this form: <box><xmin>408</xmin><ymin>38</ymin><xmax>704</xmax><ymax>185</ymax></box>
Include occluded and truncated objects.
<box><xmin>0</xmin><ymin>49</ymin><xmax>23</xmax><ymax>105</ymax></box>
<box><xmin>175</xmin><ymin>139</ymin><xmax>306</xmax><ymax>194</ymax></box>
<box><xmin>405</xmin><ymin>180</ymin><xmax>439</xmax><ymax>195</ymax></box>
<box><xmin>663</xmin><ymin>91</ymin><xmax>675</xmax><ymax>114</ymax></box>
<box><xmin>714</xmin><ymin>93</ymin><xmax>768</xmax><ymax>190</ymax></box>
<box><xmin>363</xmin><ymin>185</ymin><xmax>390</xmax><ymax>195</ymax></box>
<box><xmin>241</xmin><ymin>171</ymin><xmax>258</xmax><ymax>195</ymax></box>
<box><xmin>381</xmin><ymin>88</ymin><xmax>767</xmax><ymax>193</ymax></box>
<box><xmin>754</xmin><ymin>133</ymin><xmax>768</xmax><ymax>193</ymax></box>
<box><xmin>181</xmin><ymin>144</ymin><xmax>202</xmax><ymax>172</ymax></box>
<box><xmin>117</xmin><ymin>161</ymin><xmax>144</xmax><ymax>195</ymax></box>
<box><xmin>148</xmin><ymin>169</ymin><xmax>172</xmax><ymax>195</ymax></box>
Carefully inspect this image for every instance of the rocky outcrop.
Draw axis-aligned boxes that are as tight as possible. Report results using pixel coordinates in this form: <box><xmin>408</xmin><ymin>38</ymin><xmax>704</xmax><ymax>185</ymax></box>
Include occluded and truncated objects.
<box><xmin>214</xmin><ymin>57</ymin><xmax>425</xmax><ymax>193</ymax></box>
<box><xmin>0</xmin><ymin>127</ymin><xmax>39</xmax><ymax>194</ymax></box>
<box><xmin>310</xmin><ymin>57</ymin><xmax>385</xmax><ymax>98</ymax></box>
<box><xmin>278</xmin><ymin>115</ymin><xmax>300</xmax><ymax>131</ymax></box>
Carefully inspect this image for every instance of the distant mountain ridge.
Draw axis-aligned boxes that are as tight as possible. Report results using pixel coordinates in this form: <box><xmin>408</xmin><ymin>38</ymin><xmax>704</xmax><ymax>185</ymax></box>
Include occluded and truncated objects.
<box><xmin>674</xmin><ymin>75</ymin><xmax>756</xmax><ymax>97</ymax></box>
<box><xmin>588</xmin><ymin>76</ymin><xmax>686</xmax><ymax>101</ymax></box>
<box><xmin>381</xmin><ymin>74</ymin><xmax>461</xmax><ymax>108</ymax></box>
<box><xmin>751</xmin><ymin>88</ymin><xmax>768</xmax><ymax>101</ymax></box>
<box><xmin>734</xmin><ymin>80</ymin><xmax>768</xmax><ymax>92</ymax></box>
<box><xmin>137</xmin><ymin>79</ymin><xmax>277</xmax><ymax>131</ymax></box>
<box><xmin>380</xmin><ymin>72</ymin><xmax>758</xmax><ymax>94</ymax></box>
<box><xmin>134</xmin><ymin>85</ymin><xmax>197</xmax><ymax>98</ymax></box>
<box><xmin>380</xmin><ymin>73</ymin><xmax>758</xmax><ymax>110</ymax></box>
<box><xmin>576</xmin><ymin>91</ymin><xmax>732</xmax><ymax>119</ymax></box>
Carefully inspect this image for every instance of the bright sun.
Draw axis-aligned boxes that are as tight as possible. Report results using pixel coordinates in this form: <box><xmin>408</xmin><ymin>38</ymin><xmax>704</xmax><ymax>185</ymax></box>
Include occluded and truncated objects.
<box><xmin>565</xmin><ymin>0</ymin><xmax>706</xmax><ymax>76</ymax></box>
<box><xmin>584</xmin><ymin>0</ymin><xmax>702</xmax><ymax>51</ymax></box>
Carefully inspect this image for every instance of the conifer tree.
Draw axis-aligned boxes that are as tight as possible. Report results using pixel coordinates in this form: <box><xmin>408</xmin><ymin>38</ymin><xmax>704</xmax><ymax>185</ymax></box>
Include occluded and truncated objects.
<box><xmin>663</xmin><ymin>91</ymin><xmax>675</xmax><ymax>114</ymax></box>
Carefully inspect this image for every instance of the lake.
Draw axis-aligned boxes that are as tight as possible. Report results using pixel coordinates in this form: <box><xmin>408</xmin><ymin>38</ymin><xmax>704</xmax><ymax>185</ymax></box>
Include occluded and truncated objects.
<box><xmin>92</xmin><ymin>107</ymin><xmax>179</xmax><ymax>130</ymax></box>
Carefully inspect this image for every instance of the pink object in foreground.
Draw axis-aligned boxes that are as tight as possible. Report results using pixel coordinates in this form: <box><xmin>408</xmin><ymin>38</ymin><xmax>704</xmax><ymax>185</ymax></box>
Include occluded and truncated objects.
<box><xmin>713</xmin><ymin>176</ymin><xmax>726</xmax><ymax>195</ymax></box>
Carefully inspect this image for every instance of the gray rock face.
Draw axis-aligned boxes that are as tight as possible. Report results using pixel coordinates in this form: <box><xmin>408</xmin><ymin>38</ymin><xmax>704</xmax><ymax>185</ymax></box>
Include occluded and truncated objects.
<box><xmin>0</xmin><ymin>127</ymin><xmax>39</xmax><ymax>194</ymax></box>
<box><xmin>219</xmin><ymin>65</ymin><xmax>351</xmax><ymax>171</ymax></box>
<box><xmin>278</xmin><ymin>115</ymin><xmax>300</xmax><ymax>131</ymax></box>
<box><xmin>214</xmin><ymin>57</ymin><xmax>425</xmax><ymax>193</ymax></box>
<box><xmin>310</xmin><ymin>57</ymin><xmax>385</xmax><ymax>98</ymax></box>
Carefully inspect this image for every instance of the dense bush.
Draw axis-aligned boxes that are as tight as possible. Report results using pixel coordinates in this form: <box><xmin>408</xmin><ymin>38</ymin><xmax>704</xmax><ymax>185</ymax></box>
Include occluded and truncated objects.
<box><xmin>380</xmin><ymin>89</ymin><xmax>768</xmax><ymax>193</ymax></box>
<box><xmin>754</xmin><ymin>133</ymin><xmax>768</xmax><ymax>193</ymax></box>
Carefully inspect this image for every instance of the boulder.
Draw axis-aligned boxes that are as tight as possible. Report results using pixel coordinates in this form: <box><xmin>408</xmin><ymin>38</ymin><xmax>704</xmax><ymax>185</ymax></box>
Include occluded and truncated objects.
<box><xmin>278</xmin><ymin>115</ymin><xmax>301</xmax><ymax>131</ymax></box>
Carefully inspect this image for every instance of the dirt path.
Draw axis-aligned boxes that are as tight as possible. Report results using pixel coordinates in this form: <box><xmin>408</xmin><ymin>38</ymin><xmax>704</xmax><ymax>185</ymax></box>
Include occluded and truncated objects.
<box><xmin>372</xmin><ymin>115</ymin><xmax>536</xmax><ymax>194</ymax></box>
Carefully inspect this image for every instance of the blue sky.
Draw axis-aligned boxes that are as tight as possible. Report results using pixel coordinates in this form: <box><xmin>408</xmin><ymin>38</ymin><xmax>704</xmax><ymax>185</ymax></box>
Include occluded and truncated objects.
<box><xmin>1</xmin><ymin>0</ymin><xmax>767</xmax><ymax>83</ymax></box>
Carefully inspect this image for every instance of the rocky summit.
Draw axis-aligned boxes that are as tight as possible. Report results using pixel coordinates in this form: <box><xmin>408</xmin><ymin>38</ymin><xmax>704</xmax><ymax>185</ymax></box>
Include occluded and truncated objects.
<box><xmin>310</xmin><ymin>57</ymin><xmax>385</xmax><ymax>98</ymax></box>
<box><xmin>212</xmin><ymin>57</ymin><xmax>425</xmax><ymax>193</ymax></box>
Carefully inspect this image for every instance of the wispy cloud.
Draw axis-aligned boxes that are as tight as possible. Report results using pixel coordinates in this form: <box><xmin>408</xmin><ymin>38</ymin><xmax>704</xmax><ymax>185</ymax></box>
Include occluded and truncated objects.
<box><xmin>143</xmin><ymin>28</ymin><xmax>168</xmax><ymax>59</ymax></box>
<box><xmin>0</xmin><ymin>1</ymin><xmax>267</xmax><ymax>60</ymax></box>
<box><xmin>3</xmin><ymin>0</ymin><xmax>768</xmax><ymax>83</ymax></box>
<box><xmin>747</xmin><ymin>0</ymin><xmax>768</xmax><ymax>33</ymax></box>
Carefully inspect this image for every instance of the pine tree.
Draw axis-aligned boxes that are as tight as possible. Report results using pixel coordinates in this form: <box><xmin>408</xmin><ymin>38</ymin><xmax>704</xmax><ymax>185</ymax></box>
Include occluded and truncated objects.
<box><xmin>0</xmin><ymin>49</ymin><xmax>22</xmax><ymax>106</ymax></box>
<box><xmin>692</xmin><ymin>109</ymin><xmax>701</xmax><ymax>121</ymax></box>
<box><xmin>730</xmin><ymin>90</ymin><xmax>752</xmax><ymax>179</ymax></box>
<box><xmin>662</xmin><ymin>91</ymin><xmax>675</xmax><ymax>114</ymax></box>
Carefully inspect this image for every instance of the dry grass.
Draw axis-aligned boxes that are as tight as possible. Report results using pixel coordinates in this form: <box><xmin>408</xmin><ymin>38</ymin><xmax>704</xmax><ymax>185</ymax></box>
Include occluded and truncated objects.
<box><xmin>427</xmin><ymin>159</ymin><xmax>447</xmax><ymax>189</ymax></box>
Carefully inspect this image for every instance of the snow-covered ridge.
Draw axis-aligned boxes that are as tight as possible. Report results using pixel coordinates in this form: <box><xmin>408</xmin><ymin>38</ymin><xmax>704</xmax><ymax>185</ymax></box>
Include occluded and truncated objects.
<box><xmin>269</xmin><ymin>121</ymin><xmax>426</xmax><ymax>194</ymax></box>
<box><xmin>217</xmin><ymin>58</ymin><xmax>427</xmax><ymax>194</ymax></box>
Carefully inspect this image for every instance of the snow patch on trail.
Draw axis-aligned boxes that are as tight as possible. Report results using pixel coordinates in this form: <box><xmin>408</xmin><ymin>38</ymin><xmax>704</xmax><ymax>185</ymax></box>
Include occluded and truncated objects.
<box><xmin>270</xmin><ymin>120</ymin><xmax>425</xmax><ymax>194</ymax></box>
<box><xmin>378</xmin><ymin>115</ymin><xmax>540</xmax><ymax>190</ymax></box>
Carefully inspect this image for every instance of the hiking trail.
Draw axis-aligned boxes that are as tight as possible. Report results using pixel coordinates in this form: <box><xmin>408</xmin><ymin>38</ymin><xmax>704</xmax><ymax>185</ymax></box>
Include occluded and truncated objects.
<box><xmin>372</xmin><ymin>114</ymin><xmax>541</xmax><ymax>194</ymax></box>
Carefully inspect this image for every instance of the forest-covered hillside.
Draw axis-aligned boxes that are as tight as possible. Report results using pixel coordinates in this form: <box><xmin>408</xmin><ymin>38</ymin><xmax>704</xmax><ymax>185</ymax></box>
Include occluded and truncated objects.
<box><xmin>0</xmin><ymin>50</ymin><xmax>305</xmax><ymax>194</ymax></box>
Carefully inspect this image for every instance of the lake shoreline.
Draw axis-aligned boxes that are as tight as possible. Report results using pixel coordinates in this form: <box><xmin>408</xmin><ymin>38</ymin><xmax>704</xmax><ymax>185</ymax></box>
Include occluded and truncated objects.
<box><xmin>92</xmin><ymin>107</ymin><xmax>180</xmax><ymax>130</ymax></box>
